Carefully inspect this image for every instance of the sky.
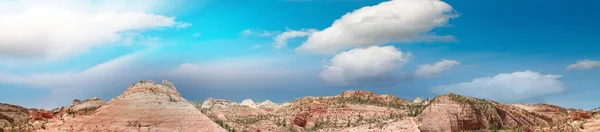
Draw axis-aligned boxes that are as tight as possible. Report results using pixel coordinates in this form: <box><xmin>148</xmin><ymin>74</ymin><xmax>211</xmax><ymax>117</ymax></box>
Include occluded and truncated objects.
<box><xmin>0</xmin><ymin>0</ymin><xmax>599</xmax><ymax>110</ymax></box>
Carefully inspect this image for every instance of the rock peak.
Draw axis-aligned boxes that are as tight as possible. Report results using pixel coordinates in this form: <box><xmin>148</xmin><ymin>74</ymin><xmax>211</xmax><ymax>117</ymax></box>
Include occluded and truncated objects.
<box><xmin>45</xmin><ymin>80</ymin><xmax>225</xmax><ymax>131</ymax></box>
<box><xmin>241</xmin><ymin>99</ymin><xmax>257</xmax><ymax>108</ymax></box>
<box><xmin>114</xmin><ymin>80</ymin><xmax>184</xmax><ymax>102</ymax></box>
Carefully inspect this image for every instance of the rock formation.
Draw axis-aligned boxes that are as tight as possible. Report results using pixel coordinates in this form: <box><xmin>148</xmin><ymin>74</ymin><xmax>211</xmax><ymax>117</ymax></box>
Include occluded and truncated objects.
<box><xmin>195</xmin><ymin>98</ymin><xmax>237</xmax><ymax>109</ymax></box>
<box><xmin>201</xmin><ymin>90</ymin><xmax>419</xmax><ymax>131</ymax></box>
<box><xmin>66</xmin><ymin>97</ymin><xmax>106</xmax><ymax>115</ymax></box>
<box><xmin>43</xmin><ymin>80</ymin><xmax>225</xmax><ymax>132</ymax></box>
<box><xmin>240</xmin><ymin>99</ymin><xmax>257</xmax><ymax>108</ymax></box>
<box><xmin>592</xmin><ymin>107</ymin><xmax>600</xmax><ymax>114</ymax></box>
<box><xmin>3</xmin><ymin>87</ymin><xmax>599</xmax><ymax>132</ymax></box>
<box><xmin>412</xmin><ymin>97</ymin><xmax>430</xmax><ymax>105</ymax></box>
<box><xmin>0</xmin><ymin>103</ymin><xmax>29</xmax><ymax>129</ymax></box>
<box><xmin>417</xmin><ymin>93</ymin><xmax>574</xmax><ymax>132</ymax></box>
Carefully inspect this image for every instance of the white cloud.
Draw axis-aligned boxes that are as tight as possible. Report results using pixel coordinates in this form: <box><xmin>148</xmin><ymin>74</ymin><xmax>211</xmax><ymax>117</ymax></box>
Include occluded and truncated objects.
<box><xmin>431</xmin><ymin>71</ymin><xmax>566</xmax><ymax>102</ymax></box>
<box><xmin>320</xmin><ymin>46</ymin><xmax>410</xmax><ymax>86</ymax></box>
<box><xmin>0</xmin><ymin>2</ymin><xmax>187</xmax><ymax>61</ymax></box>
<box><xmin>176</xmin><ymin>22</ymin><xmax>193</xmax><ymax>29</ymax></box>
<box><xmin>296</xmin><ymin>0</ymin><xmax>457</xmax><ymax>54</ymax></box>
<box><xmin>415</xmin><ymin>59</ymin><xmax>460</xmax><ymax>78</ymax></box>
<box><xmin>240</xmin><ymin>29</ymin><xmax>277</xmax><ymax>37</ymax></box>
<box><xmin>566</xmin><ymin>60</ymin><xmax>600</xmax><ymax>70</ymax></box>
<box><xmin>272</xmin><ymin>28</ymin><xmax>317</xmax><ymax>49</ymax></box>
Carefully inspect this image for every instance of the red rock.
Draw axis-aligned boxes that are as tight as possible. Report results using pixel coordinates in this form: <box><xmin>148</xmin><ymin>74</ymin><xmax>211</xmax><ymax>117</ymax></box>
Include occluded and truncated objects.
<box><xmin>570</xmin><ymin>111</ymin><xmax>592</xmax><ymax>121</ymax></box>
<box><xmin>28</xmin><ymin>109</ymin><xmax>53</xmax><ymax>121</ymax></box>
<box><xmin>293</xmin><ymin>112</ymin><xmax>310</xmax><ymax>127</ymax></box>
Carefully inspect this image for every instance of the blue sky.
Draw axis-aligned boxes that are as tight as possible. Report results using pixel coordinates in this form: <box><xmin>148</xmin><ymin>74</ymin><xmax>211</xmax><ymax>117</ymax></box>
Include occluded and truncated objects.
<box><xmin>0</xmin><ymin>0</ymin><xmax>599</xmax><ymax>110</ymax></box>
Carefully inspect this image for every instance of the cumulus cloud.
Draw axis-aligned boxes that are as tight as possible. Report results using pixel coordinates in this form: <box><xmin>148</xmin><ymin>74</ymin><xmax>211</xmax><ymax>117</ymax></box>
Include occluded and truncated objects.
<box><xmin>320</xmin><ymin>46</ymin><xmax>410</xmax><ymax>87</ymax></box>
<box><xmin>415</xmin><ymin>59</ymin><xmax>460</xmax><ymax>78</ymax></box>
<box><xmin>0</xmin><ymin>3</ymin><xmax>187</xmax><ymax>61</ymax></box>
<box><xmin>272</xmin><ymin>28</ymin><xmax>317</xmax><ymax>49</ymax></box>
<box><xmin>431</xmin><ymin>71</ymin><xmax>566</xmax><ymax>102</ymax></box>
<box><xmin>566</xmin><ymin>60</ymin><xmax>600</xmax><ymax>70</ymax></box>
<box><xmin>296</xmin><ymin>0</ymin><xmax>457</xmax><ymax>54</ymax></box>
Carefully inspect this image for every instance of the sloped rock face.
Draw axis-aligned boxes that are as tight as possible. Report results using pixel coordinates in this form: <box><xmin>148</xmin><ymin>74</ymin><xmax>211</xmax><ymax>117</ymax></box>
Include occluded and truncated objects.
<box><xmin>257</xmin><ymin>100</ymin><xmax>280</xmax><ymax>112</ymax></box>
<box><xmin>340</xmin><ymin>90</ymin><xmax>410</xmax><ymax>105</ymax></box>
<box><xmin>44</xmin><ymin>80</ymin><xmax>226</xmax><ymax>132</ymax></box>
<box><xmin>592</xmin><ymin>107</ymin><xmax>600</xmax><ymax>115</ymax></box>
<box><xmin>581</xmin><ymin>113</ymin><xmax>600</xmax><ymax>132</ymax></box>
<box><xmin>68</xmin><ymin>97</ymin><xmax>105</xmax><ymax>113</ymax></box>
<box><xmin>321</xmin><ymin>117</ymin><xmax>421</xmax><ymax>132</ymax></box>
<box><xmin>258</xmin><ymin>100</ymin><xmax>278</xmax><ymax>108</ymax></box>
<box><xmin>195</xmin><ymin>98</ymin><xmax>237</xmax><ymax>109</ymax></box>
<box><xmin>417</xmin><ymin>93</ymin><xmax>568</xmax><ymax>132</ymax></box>
<box><xmin>0</xmin><ymin>103</ymin><xmax>29</xmax><ymax>129</ymax></box>
<box><xmin>412</xmin><ymin>97</ymin><xmax>431</xmax><ymax>105</ymax></box>
<box><xmin>58</xmin><ymin>97</ymin><xmax>107</xmax><ymax>117</ymax></box>
<box><xmin>200</xmin><ymin>90</ymin><xmax>420</xmax><ymax>132</ymax></box>
<box><xmin>240</xmin><ymin>99</ymin><xmax>257</xmax><ymax>108</ymax></box>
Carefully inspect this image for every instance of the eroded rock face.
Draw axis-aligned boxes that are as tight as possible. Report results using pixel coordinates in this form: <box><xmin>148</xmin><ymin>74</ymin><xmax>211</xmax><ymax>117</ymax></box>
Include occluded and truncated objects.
<box><xmin>201</xmin><ymin>90</ymin><xmax>421</xmax><ymax>132</ymax></box>
<box><xmin>412</xmin><ymin>97</ymin><xmax>431</xmax><ymax>105</ymax></box>
<box><xmin>417</xmin><ymin>93</ymin><xmax>569</xmax><ymax>132</ymax></box>
<box><xmin>258</xmin><ymin>100</ymin><xmax>279</xmax><ymax>108</ymax></box>
<box><xmin>592</xmin><ymin>107</ymin><xmax>600</xmax><ymax>115</ymax></box>
<box><xmin>43</xmin><ymin>80</ymin><xmax>226</xmax><ymax>132</ymax></box>
<box><xmin>340</xmin><ymin>90</ymin><xmax>410</xmax><ymax>105</ymax></box>
<box><xmin>240</xmin><ymin>99</ymin><xmax>257</xmax><ymax>108</ymax></box>
<box><xmin>68</xmin><ymin>97</ymin><xmax>106</xmax><ymax>115</ymax></box>
<box><xmin>196</xmin><ymin>98</ymin><xmax>237</xmax><ymax>109</ymax></box>
<box><xmin>5</xmin><ymin>88</ymin><xmax>595</xmax><ymax>132</ymax></box>
<box><xmin>0</xmin><ymin>103</ymin><xmax>29</xmax><ymax>129</ymax></box>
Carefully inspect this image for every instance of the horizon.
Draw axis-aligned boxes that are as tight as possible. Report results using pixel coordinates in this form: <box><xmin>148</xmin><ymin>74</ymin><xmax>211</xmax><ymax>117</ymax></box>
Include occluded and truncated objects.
<box><xmin>1</xmin><ymin>0</ymin><xmax>600</xmax><ymax>110</ymax></box>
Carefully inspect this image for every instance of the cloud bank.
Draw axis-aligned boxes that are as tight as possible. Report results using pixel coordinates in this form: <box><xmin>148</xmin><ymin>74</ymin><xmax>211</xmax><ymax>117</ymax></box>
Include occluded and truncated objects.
<box><xmin>273</xmin><ymin>28</ymin><xmax>317</xmax><ymax>49</ymax></box>
<box><xmin>566</xmin><ymin>60</ymin><xmax>600</xmax><ymax>70</ymax></box>
<box><xmin>296</xmin><ymin>0</ymin><xmax>457</xmax><ymax>54</ymax></box>
<box><xmin>415</xmin><ymin>59</ymin><xmax>460</xmax><ymax>78</ymax></box>
<box><xmin>320</xmin><ymin>46</ymin><xmax>410</xmax><ymax>87</ymax></box>
<box><xmin>432</xmin><ymin>71</ymin><xmax>566</xmax><ymax>102</ymax></box>
<box><xmin>0</xmin><ymin>4</ymin><xmax>187</xmax><ymax>61</ymax></box>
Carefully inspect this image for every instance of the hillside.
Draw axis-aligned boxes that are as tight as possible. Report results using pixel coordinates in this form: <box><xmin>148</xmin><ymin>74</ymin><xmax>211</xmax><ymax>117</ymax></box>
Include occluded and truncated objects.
<box><xmin>1</xmin><ymin>81</ymin><xmax>598</xmax><ymax>132</ymax></box>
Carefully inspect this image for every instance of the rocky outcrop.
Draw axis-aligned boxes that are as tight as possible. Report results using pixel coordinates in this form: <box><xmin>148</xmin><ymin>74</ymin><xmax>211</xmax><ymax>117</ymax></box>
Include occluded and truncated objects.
<box><xmin>0</xmin><ymin>103</ymin><xmax>29</xmax><ymax>129</ymax></box>
<box><xmin>340</xmin><ymin>90</ymin><xmax>410</xmax><ymax>105</ymax></box>
<box><xmin>412</xmin><ymin>97</ymin><xmax>430</xmax><ymax>105</ymax></box>
<box><xmin>417</xmin><ymin>93</ymin><xmax>569</xmax><ymax>132</ymax></box>
<box><xmin>258</xmin><ymin>100</ymin><xmax>278</xmax><ymax>108</ymax></box>
<box><xmin>196</xmin><ymin>98</ymin><xmax>237</xmax><ymax>109</ymax></box>
<box><xmin>66</xmin><ymin>97</ymin><xmax>106</xmax><ymax>116</ymax></box>
<box><xmin>581</xmin><ymin>113</ymin><xmax>600</xmax><ymax>132</ymax></box>
<box><xmin>240</xmin><ymin>99</ymin><xmax>257</xmax><ymax>108</ymax></box>
<box><xmin>321</xmin><ymin>117</ymin><xmax>421</xmax><ymax>132</ymax></box>
<box><xmin>5</xmin><ymin>88</ymin><xmax>596</xmax><ymax>132</ymax></box>
<box><xmin>43</xmin><ymin>80</ymin><xmax>226</xmax><ymax>132</ymax></box>
<box><xmin>592</xmin><ymin>107</ymin><xmax>600</xmax><ymax>115</ymax></box>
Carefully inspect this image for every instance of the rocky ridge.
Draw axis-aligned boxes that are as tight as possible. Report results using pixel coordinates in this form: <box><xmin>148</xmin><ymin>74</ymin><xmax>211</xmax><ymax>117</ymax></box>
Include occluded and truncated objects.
<box><xmin>2</xmin><ymin>81</ymin><xmax>599</xmax><ymax>132</ymax></box>
<box><xmin>0</xmin><ymin>103</ymin><xmax>30</xmax><ymax>129</ymax></box>
<box><xmin>200</xmin><ymin>90</ymin><xmax>598</xmax><ymax>132</ymax></box>
<box><xmin>42</xmin><ymin>80</ymin><xmax>226</xmax><ymax>132</ymax></box>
